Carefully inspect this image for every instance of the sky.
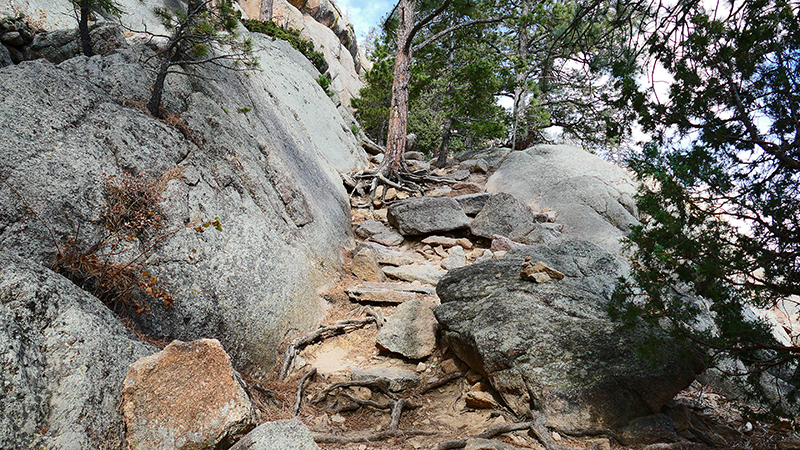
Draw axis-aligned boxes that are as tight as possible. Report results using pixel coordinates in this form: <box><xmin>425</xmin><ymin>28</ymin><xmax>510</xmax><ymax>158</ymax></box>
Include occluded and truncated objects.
<box><xmin>335</xmin><ymin>0</ymin><xmax>395</xmax><ymax>42</ymax></box>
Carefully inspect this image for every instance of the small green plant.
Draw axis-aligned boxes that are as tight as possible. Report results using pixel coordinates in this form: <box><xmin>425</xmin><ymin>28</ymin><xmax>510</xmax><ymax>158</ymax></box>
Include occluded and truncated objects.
<box><xmin>242</xmin><ymin>19</ymin><xmax>328</xmax><ymax>73</ymax></box>
<box><xmin>237</xmin><ymin>106</ymin><xmax>252</xmax><ymax>113</ymax></box>
<box><xmin>316</xmin><ymin>74</ymin><xmax>332</xmax><ymax>97</ymax></box>
<box><xmin>350</xmin><ymin>124</ymin><xmax>359</xmax><ymax>136</ymax></box>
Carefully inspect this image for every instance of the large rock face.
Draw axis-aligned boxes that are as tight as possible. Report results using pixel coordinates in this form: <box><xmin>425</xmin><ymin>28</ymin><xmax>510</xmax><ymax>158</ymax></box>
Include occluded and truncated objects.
<box><xmin>0</xmin><ymin>252</ymin><xmax>158</xmax><ymax>449</ymax></box>
<box><xmin>485</xmin><ymin>145</ymin><xmax>639</xmax><ymax>254</ymax></box>
<box><xmin>0</xmin><ymin>33</ymin><xmax>366</xmax><ymax>372</ymax></box>
<box><xmin>434</xmin><ymin>239</ymin><xmax>699</xmax><ymax>432</ymax></box>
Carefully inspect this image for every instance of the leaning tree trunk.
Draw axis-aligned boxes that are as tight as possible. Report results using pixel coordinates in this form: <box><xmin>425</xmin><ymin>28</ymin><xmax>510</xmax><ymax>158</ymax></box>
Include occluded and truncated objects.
<box><xmin>147</xmin><ymin>55</ymin><xmax>173</xmax><ymax>118</ymax></box>
<box><xmin>377</xmin><ymin>0</ymin><xmax>415</xmax><ymax>179</ymax></box>
<box><xmin>79</xmin><ymin>0</ymin><xmax>94</xmax><ymax>57</ymax></box>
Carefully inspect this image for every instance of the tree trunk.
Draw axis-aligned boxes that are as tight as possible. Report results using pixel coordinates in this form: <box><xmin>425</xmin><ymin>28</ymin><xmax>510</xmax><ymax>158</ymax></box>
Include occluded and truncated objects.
<box><xmin>147</xmin><ymin>56</ymin><xmax>173</xmax><ymax>117</ymax></box>
<box><xmin>511</xmin><ymin>0</ymin><xmax>531</xmax><ymax>151</ymax></box>
<box><xmin>259</xmin><ymin>0</ymin><xmax>273</xmax><ymax>21</ymax></box>
<box><xmin>377</xmin><ymin>0</ymin><xmax>415</xmax><ymax>178</ymax></box>
<box><xmin>435</xmin><ymin>117</ymin><xmax>452</xmax><ymax>168</ymax></box>
<box><xmin>79</xmin><ymin>0</ymin><xmax>94</xmax><ymax>57</ymax></box>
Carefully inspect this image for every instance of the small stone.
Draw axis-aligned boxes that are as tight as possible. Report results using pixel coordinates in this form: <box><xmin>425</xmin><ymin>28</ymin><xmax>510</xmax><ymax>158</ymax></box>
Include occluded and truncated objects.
<box><xmin>466</xmin><ymin>369</ymin><xmax>483</xmax><ymax>384</ymax></box>
<box><xmin>456</xmin><ymin>238</ymin><xmax>474</xmax><ymax>249</ymax></box>
<box><xmin>492</xmin><ymin>251</ymin><xmax>507</xmax><ymax>259</ymax></box>
<box><xmin>434</xmin><ymin>245</ymin><xmax>448</xmax><ymax>258</ymax></box>
<box><xmin>470</xmin><ymin>382</ymin><xmax>491</xmax><ymax>392</ymax></box>
<box><xmin>552</xmin><ymin>431</ymin><xmax>562</xmax><ymax>441</ymax></box>
<box><xmin>385</xmin><ymin>188</ymin><xmax>397</xmax><ymax>200</ymax></box>
<box><xmin>358</xmin><ymin>445</ymin><xmax>367</xmax><ymax>450</ymax></box>
<box><xmin>396</xmin><ymin>191</ymin><xmax>410</xmax><ymax>200</ymax></box>
<box><xmin>531</xmin><ymin>261</ymin><xmax>565</xmax><ymax>280</ymax></box>
<box><xmin>351</xmin><ymin>247</ymin><xmax>386</xmax><ymax>282</ymax></box>
<box><xmin>1</xmin><ymin>30</ymin><xmax>24</xmax><ymax>46</ymax></box>
<box><xmin>522</xmin><ymin>271</ymin><xmax>551</xmax><ymax>283</ymax></box>
<box><xmin>465</xmin><ymin>391</ymin><xmax>500</xmax><ymax>409</ymax></box>
<box><xmin>416</xmin><ymin>362</ymin><xmax>428</xmax><ymax>373</ymax></box>
<box><xmin>374</xmin><ymin>185</ymin><xmax>385</xmax><ymax>198</ymax></box>
<box><xmin>440</xmin><ymin>359</ymin><xmax>462</xmax><ymax>374</ymax></box>
<box><xmin>330</xmin><ymin>414</ymin><xmax>346</xmax><ymax>424</ymax></box>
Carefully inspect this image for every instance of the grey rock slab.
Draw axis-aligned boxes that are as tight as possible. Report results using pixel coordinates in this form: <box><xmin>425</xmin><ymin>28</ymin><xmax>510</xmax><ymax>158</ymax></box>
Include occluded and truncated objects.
<box><xmin>0</xmin><ymin>42</ymin><xmax>10</xmax><ymax>67</ymax></box>
<box><xmin>459</xmin><ymin>158</ymin><xmax>489</xmax><ymax>173</ymax></box>
<box><xmin>387</xmin><ymin>196</ymin><xmax>470</xmax><ymax>236</ymax></box>
<box><xmin>0</xmin><ymin>40</ymin><xmax>366</xmax><ymax>372</ymax></box>
<box><xmin>421</xmin><ymin>235</ymin><xmax>459</xmax><ymax>247</ymax></box>
<box><xmin>446</xmin><ymin>169</ymin><xmax>471</xmax><ymax>181</ymax></box>
<box><xmin>0</xmin><ymin>252</ymin><xmax>157</xmax><ymax>450</ymax></box>
<box><xmin>434</xmin><ymin>239</ymin><xmax>699</xmax><ymax>432</ymax></box>
<box><xmin>470</xmin><ymin>193</ymin><xmax>536</xmax><ymax>239</ymax></box>
<box><xmin>405</xmin><ymin>151</ymin><xmax>425</xmax><ymax>161</ymax></box>
<box><xmin>455</xmin><ymin>147</ymin><xmax>512</xmax><ymax>169</ymax></box>
<box><xmin>455</xmin><ymin>192</ymin><xmax>494</xmax><ymax>215</ymax></box>
<box><xmin>509</xmin><ymin>222</ymin><xmax>563</xmax><ymax>245</ymax></box>
<box><xmin>383</xmin><ymin>263</ymin><xmax>447</xmax><ymax>285</ymax></box>
<box><xmin>486</xmin><ymin>144</ymin><xmax>638</xmax><ymax>254</ymax></box>
<box><xmin>355</xmin><ymin>242</ymin><xmax>423</xmax><ymax>266</ymax></box>
<box><xmin>351</xmin><ymin>367</ymin><xmax>420</xmax><ymax>392</ymax></box>
<box><xmin>229</xmin><ymin>418</ymin><xmax>320</xmax><ymax>450</ymax></box>
<box><xmin>370</xmin><ymin>230</ymin><xmax>404</xmax><ymax>246</ymax></box>
<box><xmin>376</xmin><ymin>299</ymin><xmax>438</xmax><ymax>359</ymax></box>
<box><xmin>355</xmin><ymin>219</ymin><xmax>390</xmax><ymax>239</ymax></box>
<box><xmin>346</xmin><ymin>285</ymin><xmax>416</xmax><ymax>304</ymax></box>
<box><xmin>360</xmin><ymin>282</ymin><xmax>437</xmax><ymax>295</ymax></box>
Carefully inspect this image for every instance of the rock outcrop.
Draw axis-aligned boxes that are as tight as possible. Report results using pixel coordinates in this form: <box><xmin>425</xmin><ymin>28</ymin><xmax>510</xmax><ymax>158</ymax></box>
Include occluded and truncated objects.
<box><xmin>0</xmin><ymin>252</ymin><xmax>157</xmax><ymax>449</ymax></box>
<box><xmin>229</xmin><ymin>418</ymin><xmax>320</xmax><ymax>450</ymax></box>
<box><xmin>120</xmin><ymin>339</ymin><xmax>254</xmax><ymax>450</ymax></box>
<box><xmin>435</xmin><ymin>239</ymin><xmax>700</xmax><ymax>432</ymax></box>
<box><xmin>0</xmin><ymin>31</ymin><xmax>366</xmax><ymax>372</ymax></box>
<box><xmin>485</xmin><ymin>144</ymin><xmax>639</xmax><ymax>254</ymax></box>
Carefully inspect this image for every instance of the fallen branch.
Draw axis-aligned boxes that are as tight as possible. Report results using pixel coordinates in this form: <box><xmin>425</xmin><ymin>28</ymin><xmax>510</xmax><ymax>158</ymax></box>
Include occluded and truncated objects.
<box><xmin>416</xmin><ymin>371</ymin><xmax>465</xmax><ymax>395</ymax></box>
<box><xmin>279</xmin><ymin>317</ymin><xmax>376</xmax><ymax>379</ymax></box>
<box><xmin>293</xmin><ymin>368</ymin><xmax>317</xmax><ymax>416</ymax></box>
<box><xmin>389</xmin><ymin>398</ymin><xmax>410</xmax><ymax>431</ymax></box>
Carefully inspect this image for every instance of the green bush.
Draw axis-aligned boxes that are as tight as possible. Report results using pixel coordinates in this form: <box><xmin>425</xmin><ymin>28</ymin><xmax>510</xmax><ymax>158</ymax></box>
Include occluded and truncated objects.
<box><xmin>242</xmin><ymin>19</ymin><xmax>328</xmax><ymax>74</ymax></box>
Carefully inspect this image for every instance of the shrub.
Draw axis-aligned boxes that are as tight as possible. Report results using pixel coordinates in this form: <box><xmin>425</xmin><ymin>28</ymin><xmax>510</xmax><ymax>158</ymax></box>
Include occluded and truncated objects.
<box><xmin>242</xmin><ymin>19</ymin><xmax>328</xmax><ymax>73</ymax></box>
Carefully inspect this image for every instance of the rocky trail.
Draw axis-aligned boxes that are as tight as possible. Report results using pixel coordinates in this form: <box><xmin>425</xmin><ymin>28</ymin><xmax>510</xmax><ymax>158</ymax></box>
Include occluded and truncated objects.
<box><xmin>235</xmin><ymin>150</ymin><xmax>800</xmax><ymax>450</ymax></box>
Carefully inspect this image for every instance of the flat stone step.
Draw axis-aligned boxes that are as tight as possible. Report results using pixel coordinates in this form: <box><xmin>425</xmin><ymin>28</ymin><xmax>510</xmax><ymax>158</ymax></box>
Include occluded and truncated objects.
<box><xmin>346</xmin><ymin>282</ymin><xmax>437</xmax><ymax>304</ymax></box>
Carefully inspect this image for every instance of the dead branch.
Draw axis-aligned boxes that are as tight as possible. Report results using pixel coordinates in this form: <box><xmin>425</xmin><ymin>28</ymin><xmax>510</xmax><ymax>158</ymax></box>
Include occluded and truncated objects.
<box><xmin>416</xmin><ymin>371</ymin><xmax>465</xmax><ymax>395</ymax></box>
<box><xmin>360</xmin><ymin>139</ymin><xmax>385</xmax><ymax>155</ymax></box>
<box><xmin>293</xmin><ymin>368</ymin><xmax>317</xmax><ymax>416</ymax></box>
<box><xmin>279</xmin><ymin>317</ymin><xmax>376</xmax><ymax>379</ymax></box>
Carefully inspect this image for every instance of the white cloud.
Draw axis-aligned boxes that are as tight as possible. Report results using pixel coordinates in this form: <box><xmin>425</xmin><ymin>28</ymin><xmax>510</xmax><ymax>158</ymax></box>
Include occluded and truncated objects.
<box><xmin>335</xmin><ymin>0</ymin><xmax>394</xmax><ymax>42</ymax></box>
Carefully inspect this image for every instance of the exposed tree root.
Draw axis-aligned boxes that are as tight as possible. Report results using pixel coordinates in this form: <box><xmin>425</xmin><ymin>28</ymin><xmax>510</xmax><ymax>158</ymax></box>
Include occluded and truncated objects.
<box><xmin>293</xmin><ymin>368</ymin><xmax>317</xmax><ymax>416</ymax></box>
<box><xmin>313</xmin><ymin>429</ymin><xmax>437</xmax><ymax>444</ymax></box>
<box><xmin>348</xmin><ymin>165</ymin><xmax>465</xmax><ymax>200</ymax></box>
<box><xmin>433</xmin><ymin>421</ymin><xmax>534</xmax><ymax>450</ymax></box>
<box><xmin>314</xmin><ymin>378</ymin><xmax>397</xmax><ymax>402</ymax></box>
<box><xmin>415</xmin><ymin>371</ymin><xmax>466</xmax><ymax>395</ymax></box>
<box><xmin>312</xmin><ymin>397</ymin><xmax>432</xmax><ymax>444</ymax></box>
<box><xmin>279</xmin><ymin>316</ymin><xmax>377</xmax><ymax>380</ymax></box>
<box><xmin>530</xmin><ymin>412</ymin><xmax>586</xmax><ymax>450</ymax></box>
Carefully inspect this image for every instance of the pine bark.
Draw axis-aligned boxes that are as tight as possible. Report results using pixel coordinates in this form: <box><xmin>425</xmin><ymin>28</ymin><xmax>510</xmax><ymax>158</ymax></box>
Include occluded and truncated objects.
<box><xmin>511</xmin><ymin>0</ymin><xmax>531</xmax><ymax>151</ymax></box>
<box><xmin>377</xmin><ymin>0</ymin><xmax>414</xmax><ymax>178</ymax></box>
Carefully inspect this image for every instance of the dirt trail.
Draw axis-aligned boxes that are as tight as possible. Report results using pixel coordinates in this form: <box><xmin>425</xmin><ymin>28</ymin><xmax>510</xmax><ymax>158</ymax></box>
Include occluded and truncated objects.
<box><xmin>242</xmin><ymin>161</ymin><xmax>798</xmax><ymax>450</ymax></box>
